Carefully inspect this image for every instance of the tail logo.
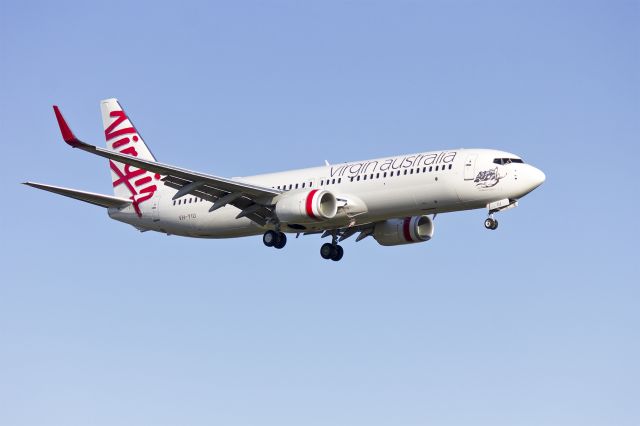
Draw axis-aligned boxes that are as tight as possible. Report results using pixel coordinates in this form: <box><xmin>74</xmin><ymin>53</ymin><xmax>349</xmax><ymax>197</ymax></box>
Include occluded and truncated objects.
<box><xmin>105</xmin><ymin>110</ymin><xmax>160</xmax><ymax>217</ymax></box>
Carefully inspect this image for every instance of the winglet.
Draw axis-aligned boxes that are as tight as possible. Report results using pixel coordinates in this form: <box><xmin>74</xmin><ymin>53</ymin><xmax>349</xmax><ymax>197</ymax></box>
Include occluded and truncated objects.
<box><xmin>53</xmin><ymin>105</ymin><xmax>82</xmax><ymax>147</ymax></box>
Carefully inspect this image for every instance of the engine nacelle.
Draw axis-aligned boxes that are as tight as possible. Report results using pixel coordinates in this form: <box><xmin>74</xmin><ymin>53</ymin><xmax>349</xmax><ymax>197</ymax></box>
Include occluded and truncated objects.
<box><xmin>275</xmin><ymin>189</ymin><xmax>338</xmax><ymax>224</ymax></box>
<box><xmin>373</xmin><ymin>215</ymin><xmax>435</xmax><ymax>246</ymax></box>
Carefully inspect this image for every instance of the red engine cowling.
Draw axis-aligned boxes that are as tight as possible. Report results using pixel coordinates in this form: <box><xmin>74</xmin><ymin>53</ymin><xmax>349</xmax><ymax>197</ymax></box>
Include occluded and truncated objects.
<box><xmin>373</xmin><ymin>216</ymin><xmax>435</xmax><ymax>246</ymax></box>
<box><xmin>275</xmin><ymin>189</ymin><xmax>338</xmax><ymax>223</ymax></box>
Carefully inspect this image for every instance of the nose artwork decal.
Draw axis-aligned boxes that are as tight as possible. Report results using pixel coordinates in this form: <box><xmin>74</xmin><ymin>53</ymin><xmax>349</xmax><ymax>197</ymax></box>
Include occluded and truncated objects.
<box><xmin>474</xmin><ymin>167</ymin><xmax>506</xmax><ymax>188</ymax></box>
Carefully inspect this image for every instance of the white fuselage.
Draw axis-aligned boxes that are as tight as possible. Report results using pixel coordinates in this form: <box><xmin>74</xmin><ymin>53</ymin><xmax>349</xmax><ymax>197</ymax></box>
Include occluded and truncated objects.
<box><xmin>108</xmin><ymin>148</ymin><xmax>545</xmax><ymax>238</ymax></box>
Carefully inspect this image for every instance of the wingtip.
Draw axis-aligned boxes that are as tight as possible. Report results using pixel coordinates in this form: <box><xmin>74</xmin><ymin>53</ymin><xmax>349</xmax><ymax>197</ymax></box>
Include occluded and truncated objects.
<box><xmin>52</xmin><ymin>105</ymin><xmax>81</xmax><ymax>147</ymax></box>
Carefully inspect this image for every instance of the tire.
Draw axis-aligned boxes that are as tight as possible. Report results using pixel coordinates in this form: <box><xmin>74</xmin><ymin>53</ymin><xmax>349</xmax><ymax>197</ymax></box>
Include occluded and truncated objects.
<box><xmin>274</xmin><ymin>232</ymin><xmax>287</xmax><ymax>249</ymax></box>
<box><xmin>484</xmin><ymin>218</ymin><xmax>495</xmax><ymax>230</ymax></box>
<box><xmin>491</xmin><ymin>220</ymin><xmax>499</xmax><ymax>230</ymax></box>
<box><xmin>320</xmin><ymin>243</ymin><xmax>335</xmax><ymax>259</ymax></box>
<box><xmin>331</xmin><ymin>245</ymin><xmax>344</xmax><ymax>261</ymax></box>
<box><xmin>263</xmin><ymin>230</ymin><xmax>277</xmax><ymax>247</ymax></box>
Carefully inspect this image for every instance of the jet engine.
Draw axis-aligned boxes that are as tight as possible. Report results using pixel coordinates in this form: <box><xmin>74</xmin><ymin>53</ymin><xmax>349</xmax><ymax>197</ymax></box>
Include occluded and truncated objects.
<box><xmin>275</xmin><ymin>189</ymin><xmax>338</xmax><ymax>223</ymax></box>
<box><xmin>373</xmin><ymin>215</ymin><xmax>435</xmax><ymax>246</ymax></box>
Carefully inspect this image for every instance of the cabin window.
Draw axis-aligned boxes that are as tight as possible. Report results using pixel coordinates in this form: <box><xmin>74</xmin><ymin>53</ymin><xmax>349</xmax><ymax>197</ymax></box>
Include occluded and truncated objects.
<box><xmin>357</xmin><ymin>176</ymin><xmax>361</xmax><ymax>181</ymax></box>
<box><xmin>295</xmin><ymin>183</ymin><xmax>299</xmax><ymax>189</ymax></box>
<box><xmin>363</xmin><ymin>175</ymin><xmax>367</xmax><ymax>180</ymax></box>
<box><xmin>338</xmin><ymin>178</ymin><xmax>342</xmax><ymax>183</ymax></box>
<box><xmin>449</xmin><ymin>164</ymin><xmax>452</xmax><ymax>170</ymax></box>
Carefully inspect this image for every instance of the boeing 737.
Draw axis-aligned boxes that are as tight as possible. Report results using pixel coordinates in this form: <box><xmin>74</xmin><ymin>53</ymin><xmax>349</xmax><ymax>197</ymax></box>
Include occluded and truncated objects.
<box><xmin>25</xmin><ymin>99</ymin><xmax>545</xmax><ymax>261</ymax></box>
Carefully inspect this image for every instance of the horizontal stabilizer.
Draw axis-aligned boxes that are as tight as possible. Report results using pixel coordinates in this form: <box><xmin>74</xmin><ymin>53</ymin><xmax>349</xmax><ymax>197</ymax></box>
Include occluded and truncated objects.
<box><xmin>23</xmin><ymin>182</ymin><xmax>132</xmax><ymax>209</ymax></box>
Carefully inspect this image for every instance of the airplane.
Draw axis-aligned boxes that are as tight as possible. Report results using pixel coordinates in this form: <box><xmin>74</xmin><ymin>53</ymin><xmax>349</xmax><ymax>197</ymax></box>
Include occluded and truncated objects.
<box><xmin>24</xmin><ymin>99</ymin><xmax>546</xmax><ymax>261</ymax></box>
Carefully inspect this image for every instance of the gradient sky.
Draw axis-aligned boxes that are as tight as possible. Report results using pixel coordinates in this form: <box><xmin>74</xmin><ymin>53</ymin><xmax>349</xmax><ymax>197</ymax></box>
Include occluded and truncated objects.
<box><xmin>1</xmin><ymin>1</ymin><xmax>638</xmax><ymax>425</ymax></box>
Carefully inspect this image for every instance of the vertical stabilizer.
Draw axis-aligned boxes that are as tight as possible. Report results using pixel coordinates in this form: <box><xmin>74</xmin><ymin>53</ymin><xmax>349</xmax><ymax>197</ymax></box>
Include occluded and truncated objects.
<box><xmin>100</xmin><ymin>98</ymin><xmax>161</xmax><ymax>216</ymax></box>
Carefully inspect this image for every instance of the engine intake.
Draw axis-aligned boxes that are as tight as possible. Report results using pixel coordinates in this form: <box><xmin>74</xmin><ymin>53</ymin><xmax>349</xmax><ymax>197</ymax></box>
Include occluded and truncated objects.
<box><xmin>275</xmin><ymin>189</ymin><xmax>338</xmax><ymax>223</ymax></box>
<box><xmin>373</xmin><ymin>215</ymin><xmax>434</xmax><ymax>246</ymax></box>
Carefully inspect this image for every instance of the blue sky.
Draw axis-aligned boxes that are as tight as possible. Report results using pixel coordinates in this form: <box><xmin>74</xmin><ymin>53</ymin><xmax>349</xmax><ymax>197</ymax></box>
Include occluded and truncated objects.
<box><xmin>1</xmin><ymin>1</ymin><xmax>638</xmax><ymax>425</ymax></box>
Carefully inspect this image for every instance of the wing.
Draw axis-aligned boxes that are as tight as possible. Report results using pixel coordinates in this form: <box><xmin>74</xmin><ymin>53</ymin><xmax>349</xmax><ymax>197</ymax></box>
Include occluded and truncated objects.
<box><xmin>53</xmin><ymin>106</ymin><xmax>282</xmax><ymax>225</ymax></box>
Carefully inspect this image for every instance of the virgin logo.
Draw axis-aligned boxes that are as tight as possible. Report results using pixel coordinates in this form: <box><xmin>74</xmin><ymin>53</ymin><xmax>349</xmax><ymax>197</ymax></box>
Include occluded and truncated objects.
<box><xmin>105</xmin><ymin>110</ymin><xmax>160</xmax><ymax>217</ymax></box>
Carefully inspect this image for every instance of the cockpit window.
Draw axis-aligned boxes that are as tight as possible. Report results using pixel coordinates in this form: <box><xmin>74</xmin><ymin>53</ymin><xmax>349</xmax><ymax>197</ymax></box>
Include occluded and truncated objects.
<box><xmin>493</xmin><ymin>158</ymin><xmax>524</xmax><ymax>165</ymax></box>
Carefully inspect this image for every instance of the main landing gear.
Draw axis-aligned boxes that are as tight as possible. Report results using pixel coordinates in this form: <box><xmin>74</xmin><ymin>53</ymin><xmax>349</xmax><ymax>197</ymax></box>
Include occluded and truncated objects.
<box><xmin>263</xmin><ymin>229</ymin><xmax>345</xmax><ymax>261</ymax></box>
<box><xmin>319</xmin><ymin>231</ymin><xmax>344</xmax><ymax>262</ymax></box>
<box><xmin>320</xmin><ymin>243</ymin><xmax>344</xmax><ymax>261</ymax></box>
<box><xmin>263</xmin><ymin>230</ymin><xmax>287</xmax><ymax>249</ymax></box>
<box><xmin>484</xmin><ymin>216</ymin><xmax>499</xmax><ymax>230</ymax></box>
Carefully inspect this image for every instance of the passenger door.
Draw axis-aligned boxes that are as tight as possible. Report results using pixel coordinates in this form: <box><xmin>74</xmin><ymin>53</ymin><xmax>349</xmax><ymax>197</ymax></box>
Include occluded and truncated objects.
<box><xmin>464</xmin><ymin>154</ymin><xmax>478</xmax><ymax>180</ymax></box>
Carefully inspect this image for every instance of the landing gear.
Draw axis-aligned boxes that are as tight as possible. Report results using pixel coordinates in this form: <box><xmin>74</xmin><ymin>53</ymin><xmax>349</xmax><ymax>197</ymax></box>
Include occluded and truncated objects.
<box><xmin>332</xmin><ymin>245</ymin><xmax>344</xmax><ymax>261</ymax></box>
<box><xmin>263</xmin><ymin>230</ymin><xmax>287</xmax><ymax>248</ymax></box>
<box><xmin>263</xmin><ymin>230</ymin><xmax>277</xmax><ymax>247</ymax></box>
<box><xmin>320</xmin><ymin>242</ymin><xmax>344</xmax><ymax>261</ymax></box>
<box><xmin>484</xmin><ymin>217</ymin><xmax>499</xmax><ymax>230</ymax></box>
<box><xmin>274</xmin><ymin>233</ymin><xmax>287</xmax><ymax>249</ymax></box>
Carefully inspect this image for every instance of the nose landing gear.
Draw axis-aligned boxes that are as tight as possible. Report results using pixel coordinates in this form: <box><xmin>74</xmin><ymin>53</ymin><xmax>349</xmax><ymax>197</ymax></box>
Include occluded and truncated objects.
<box><xmin>484</xmin><ymin>217</ymin><xmax>499</xmax><ymax>230</ymax></box>
<box><xmin>484</xmin><ymin>198</ymin><xmax>518</xmax><ymax>231</ymax></box>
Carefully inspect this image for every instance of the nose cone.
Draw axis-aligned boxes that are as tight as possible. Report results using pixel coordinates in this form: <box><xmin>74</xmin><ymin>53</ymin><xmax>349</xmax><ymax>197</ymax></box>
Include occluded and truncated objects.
<box><xmin>529</xmin><ymin>166</ymin><xmax>546</xmax><ymax>190</ymax></box>
<box><xmin>531</xmin><ymin>167</ymin><xmax>547</xmax><ymax>188</ymax></box>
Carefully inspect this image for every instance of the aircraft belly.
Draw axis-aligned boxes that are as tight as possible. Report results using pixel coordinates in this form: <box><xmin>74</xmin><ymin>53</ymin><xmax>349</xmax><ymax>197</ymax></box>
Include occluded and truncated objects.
<box><xmin>157</xmin><ymin>200</ymin><xmax>264</xmax><ymax>238</ymax></box>
<box><xmin>196</xmin><ymin>208</ymin><xmax>263</xmax><ymax>237</ymax></box>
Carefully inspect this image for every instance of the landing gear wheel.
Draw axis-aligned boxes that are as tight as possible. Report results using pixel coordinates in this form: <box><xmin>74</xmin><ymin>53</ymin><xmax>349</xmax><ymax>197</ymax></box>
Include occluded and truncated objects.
<box><xmin>273</xmin><ymin>232</ymin><xmax>287</xmax><ymax>249</ymax></box>
<box><xmin>320</xmin><ymin>243</ymin><xmax>335</xmax><ymax>260</ymax></box>
<box><xmin>263</xmin><ymin>230</ymin><xmax>277</xmax><ymax>247</ymax></box>
<box><xmin>484</xmin><ymin>218</ymin><xmax>498</xmax><ymax>230</ymax></box>
<box><xmin>331</xmin><ymin>245</ymin><xmax>344</xmax><ymax>261</ymax></box>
